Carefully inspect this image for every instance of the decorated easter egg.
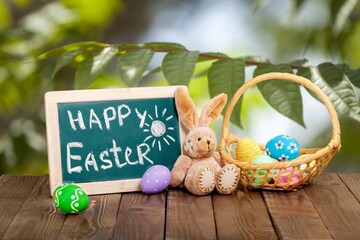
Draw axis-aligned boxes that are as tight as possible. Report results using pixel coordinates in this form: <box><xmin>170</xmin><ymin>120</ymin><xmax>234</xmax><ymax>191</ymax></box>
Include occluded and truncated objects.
<box><xmin>141</xmin><ymin>165</ymin><xmax>171</xmax><ymax>194</ymax></box>
<box><xmin>53</xmin><ymin>184</ymin><xmax>89</xmax><ymax>214</ymax></box>
<box><xmin>300</xmin><ymin>160</ymin><xmax>316</xmax><ymax>171</ymax></box>
<box><xmin>265</xmin><ymin>135</ymin><xmax>300</xmax><ymax>161</ymax></box>
<box><xmin>277</xmin><ymin>167</ymin><xmax>301</xmax><ymax>184</ymax></box>
<box><xmin>246</xmin><ymin>155</ymin><xmax>276</xmax><ymax>184</ymax></box>
<box><xmin>236</xmin><ymin>137</ymin><xmax>263</xmax><ymax>162</ymax></box>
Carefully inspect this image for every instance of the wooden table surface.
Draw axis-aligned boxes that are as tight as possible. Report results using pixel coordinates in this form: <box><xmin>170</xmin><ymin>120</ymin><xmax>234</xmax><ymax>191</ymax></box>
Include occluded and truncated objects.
<box><xmin>0</xmin><ymin>173</ymin><xmax>360</xmax><ymax>240</ymax></box>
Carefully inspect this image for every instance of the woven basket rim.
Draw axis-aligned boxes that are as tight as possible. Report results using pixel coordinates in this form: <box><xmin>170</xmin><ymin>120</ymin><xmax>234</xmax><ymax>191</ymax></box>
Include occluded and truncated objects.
<box><xmin>221</xmin><ymin>72</ymin><xmax>341</xmax><ymax>152</ymax></box>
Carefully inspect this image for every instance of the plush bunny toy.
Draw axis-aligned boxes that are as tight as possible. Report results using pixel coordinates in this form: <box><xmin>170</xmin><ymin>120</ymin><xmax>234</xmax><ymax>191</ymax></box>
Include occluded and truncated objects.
<box><xmin>169</xmin><ymin>88</ymin><xmax>240</xmax><ymax>195</ymax></box>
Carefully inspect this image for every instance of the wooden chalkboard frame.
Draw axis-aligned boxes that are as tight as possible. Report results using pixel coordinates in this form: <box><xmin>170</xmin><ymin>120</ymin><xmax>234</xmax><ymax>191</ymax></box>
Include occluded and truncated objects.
<box><xmin>45</xmin><ymin>86</ymin><xmax>187</xmax><ymax>196</ymax></box>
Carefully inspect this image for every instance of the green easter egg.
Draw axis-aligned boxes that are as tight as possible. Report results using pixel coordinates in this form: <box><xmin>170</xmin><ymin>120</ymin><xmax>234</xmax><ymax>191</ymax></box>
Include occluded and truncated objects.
<box><xmin>53</xmin><ymin>184</ymin><xmax>89</xmax><ymax>214</ymax></box>
<box><xmin>250</xmin><ymin>155</ymin><xmax>276</xmax><ymax>184</ymax></box>
<box><xmin>252</xmin><ymin>155</ymin><xmax>276</xmax><ymax>164</ymax></box>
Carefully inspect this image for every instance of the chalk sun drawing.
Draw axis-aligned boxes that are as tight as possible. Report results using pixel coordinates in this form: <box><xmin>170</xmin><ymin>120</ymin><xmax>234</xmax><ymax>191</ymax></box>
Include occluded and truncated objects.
<box><xmin>142</xmin><ymin>105</ymin><xmax>176</xmax><ymax>151</ymax></box>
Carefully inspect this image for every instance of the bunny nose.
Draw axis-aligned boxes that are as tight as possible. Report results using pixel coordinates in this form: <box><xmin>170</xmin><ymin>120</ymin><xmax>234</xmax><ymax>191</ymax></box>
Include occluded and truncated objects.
<box><xmin>197</xmin><ymin>136</ymin><xmax>215</xmax><ymax>154</ymax></box>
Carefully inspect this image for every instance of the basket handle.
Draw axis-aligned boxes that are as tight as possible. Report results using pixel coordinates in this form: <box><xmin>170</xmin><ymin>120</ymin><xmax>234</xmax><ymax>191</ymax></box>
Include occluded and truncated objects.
<box><xmin>221</xmin><ymin>72</ymin><xmax>341</xmax><ymax>150</ymax></box>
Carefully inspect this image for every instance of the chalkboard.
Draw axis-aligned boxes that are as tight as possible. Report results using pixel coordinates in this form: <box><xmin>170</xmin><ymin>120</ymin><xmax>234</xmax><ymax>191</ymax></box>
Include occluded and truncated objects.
<box><xmin>45</xmin><ymin>86</ymin><xmax>186</xmax><ymax>195</ymax></box>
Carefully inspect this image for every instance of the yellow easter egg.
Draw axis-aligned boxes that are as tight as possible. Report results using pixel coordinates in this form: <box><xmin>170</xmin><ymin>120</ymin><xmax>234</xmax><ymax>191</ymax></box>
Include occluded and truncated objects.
<box><xmin>235</xmin><ymin>137</ymin><xmax>263</xmax><ymax>162</ymax></box>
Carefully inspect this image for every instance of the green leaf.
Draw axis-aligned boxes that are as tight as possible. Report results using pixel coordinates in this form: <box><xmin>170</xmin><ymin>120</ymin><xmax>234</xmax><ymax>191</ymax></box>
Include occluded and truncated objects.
<box><xmin>330</xmin><ymin>0</ymin><xmax>345</xmax><ymax>24</ymax></box>
<box><xmin>193</xmin><ymin>68</ymin><xmax>208</xmax><ymax>78</ymax></box>
<box><xmin>254</xmin><ymin>64</ymin><xmax>305</xmax><ymax>127</ymax></box>
<box><xmin>335</xmin><ymin>63</ymin><xmax>360</xmax><ymax>88</ymax></box>
<box><xmin>142</xmin><ymin>66</ymin><xmax>162</xmax><ymax>78</ymax></box>
<box><xmin>290</xmin><ymin>0</ymin><xmax>307</xmax><ymax>20</ymax></box>
<box><xmin>330</xmin><ymin>0</ymin><xmax>358</xmax><ymax>35</ymax></box>
<box><xmin>253</xmin><ymin>0</ymin><xmax>270</xmax><ymax>13</ymax></box>
<box><xmin>111</xmin><ymin>44</ymin><xmax>143</xmax><ymax>52</ymax></box>
<box><xmin>37</xmin><ymin>41</ymin><xmax>108</xmax><ymax>60</ymax></box>
<box><xmin>143</xmin><ymin>42</ymin><xmax>186</xmax><ymax>51</ymax></box>
<box><xmin>118</xmin><ymin>49</ymin><xmax>155</xmax><ymax>87</ymax></box>
<box><xmin>208</xmin><ymin>59</ymin><xmax>245</xmax><ymax>128</ymax></box>
<box><xmin>197</xmin><ymin>52</ymin><xmax>229</xmax><ymax>62</ymax></box>
<box><xmin>52</xmin><ymin>49</ymin><xmax>82</xmax><ymax>78</ymax></box>
<box><xmin>242</xmin><ymin>55</ymin><xmax>271</xmax><ymax>64</ymax></box>
<box><xmin>299</xmin><ymin>62</ymin><xmax>360</xmax><ymax>121</ymax></box>
<box><xmin>74</xmin><ymin>46</ymin><xmax>118</xmax><ymax>89</ymax></box>
<box><xmin>294</xmin><ymin>0</ymin><xmax>306</xmax><ymax>11</ymax></box>
<box><xmin>162</xmin><ymin>51</ymin><xmax>199</xmax><ymax>85</ymax></box>
<box><xmin>253</xmin><ymin>64</ymin><xmax>294</xmax><ymax>76</ymax></box>
<box><xmin>297</xmin><ymin>67</ymin><xmax>320</xmax><ymax>101</ymax></box>
<box><xmin>92</xmin><ymin>46</ymin><xmax>118</xmax><ymax>74</ymax></box>
<box><xmin>287</xmin><ymin>58</ymin><xmax>309</xmax><ymax>67</ymax></box>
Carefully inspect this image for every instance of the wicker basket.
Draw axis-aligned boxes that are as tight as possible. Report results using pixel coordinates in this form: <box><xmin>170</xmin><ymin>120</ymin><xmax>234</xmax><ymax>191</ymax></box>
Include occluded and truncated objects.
<box><xmin>219</xmin><ymin>72</ymin><xmax>341</xmax><ymax>190</ymax></box>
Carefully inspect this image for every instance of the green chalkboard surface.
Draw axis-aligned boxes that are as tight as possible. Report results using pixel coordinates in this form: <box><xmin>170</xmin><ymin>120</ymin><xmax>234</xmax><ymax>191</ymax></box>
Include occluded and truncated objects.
<box><xmin>45</xmin><ymin>86</ymin><xmax>186</xmax><ymax>195</ymax></box>
<box><xmin>59</xmin><ymin>98</ymin><xmax>180</xmax><ymax>183</ymax></box>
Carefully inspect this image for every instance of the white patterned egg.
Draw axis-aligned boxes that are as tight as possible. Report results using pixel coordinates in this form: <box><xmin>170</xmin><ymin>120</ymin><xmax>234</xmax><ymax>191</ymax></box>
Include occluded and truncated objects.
<box><xmin>265</xmin><ymin>135</ymin><xmax>300</xmax><ymax>161</ymax></box>
<box><xmin>141</xmin><ymin>165</ymin><xmax>171</xmax><ymax>194</ymax></box>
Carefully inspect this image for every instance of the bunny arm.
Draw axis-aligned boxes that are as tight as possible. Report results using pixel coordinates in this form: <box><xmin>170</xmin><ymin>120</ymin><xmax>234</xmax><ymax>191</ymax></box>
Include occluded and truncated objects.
<box><xmin>169</xmin><ymin>154</ymin><xmax>193</xmax><ymax>187</ymax></box>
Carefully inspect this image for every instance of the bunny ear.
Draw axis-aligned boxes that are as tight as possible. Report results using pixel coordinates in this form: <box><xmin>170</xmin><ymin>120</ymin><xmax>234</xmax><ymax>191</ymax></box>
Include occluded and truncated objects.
<box><xmin>175</xmin><ymin>87</ymin><xmax>198</xmax><ymax>130</ymax></box>
<box><xmin>199</xmin><ymin>93</ymin><xmax>227</xmax><ymax>127</ymax></box>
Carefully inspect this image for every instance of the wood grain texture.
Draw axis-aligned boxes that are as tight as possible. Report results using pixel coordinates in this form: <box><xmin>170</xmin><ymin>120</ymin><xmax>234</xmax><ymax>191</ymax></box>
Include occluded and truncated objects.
<box><xmin>338</xmin><ymin>173</ymin><xmax>360</xmax><ymax>202</ymax></box>
<box><xmin>263</xmin><ymin>189</ymin><xmax>332</xmax><ymax>240</ymax></box>
<box><xmin>2</xmin><ymin>175</ymin><xmax>65</xmax><ymax>240</ymax></box>
<box><xmin>0</xmin><ymin>175</ymin><xmax>39</xmax><ymax>238</ymax></box>
<box><xmin>306</xmin><ymin>173</ymin><xmax>360</xmax><ymax>239</ymax></box>
<box><xmin>213</xmin><ymin>190</ymin><xmax>277</xmax><ymax>240</ymax></box>
<box><xmin>57</xmin><ymin>194</ymin><xmax>121</xmax><ymax>240</ymax></box>
<box><xmin>112</xmin><ymin>192</ymin><xmax>166</xmax><ymax>240</ymax></box>
<box><xmin>2</xmin><ymin>173</ymin><xmax>360</xmax><ymax>239</ymax></box>
<box><xmin>166</xmin><ymin>190</ymin><xmax>216</xmax><ymax>240</ymax></box>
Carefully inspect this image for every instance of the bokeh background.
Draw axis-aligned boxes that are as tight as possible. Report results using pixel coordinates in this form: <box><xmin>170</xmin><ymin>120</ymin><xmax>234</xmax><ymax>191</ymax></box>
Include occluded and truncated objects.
<box><xmin>1</xmin><ymin>0</ymin><xmax>360</xmax><ymax>174</ymax></box>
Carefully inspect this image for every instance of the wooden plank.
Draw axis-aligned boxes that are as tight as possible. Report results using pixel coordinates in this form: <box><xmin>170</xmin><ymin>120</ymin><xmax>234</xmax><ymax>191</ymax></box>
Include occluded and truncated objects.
<box><xmin>0</xmin><ymin>175</ymin><xmax>39</xmax><ymax>238</ymax></box>
<box><xmin>2</xmin><ymin>175</ymin><xmax>65</xmax><ymax>239</ymax></box>
<box><xmin>263</xmin><ymin>189</ymin><xmax>332</xmax><ymax>239</ymax></box>
<box><xmin>166</xmin><ymin>190</ymin><xmax>216</xmax><ymax>240</ymax></box>
<box><xmin>338</xmin><ymin>173</ymin><xmax>360</xmax><ymax>202</ymax></box>
<box><xmin>305</xmin><ymin>173</ymin><xmax>360</xmax><ymax>239</ymax></box>
<box><xmin>213</xmin><ymin>190</ymin><xmax>277</xmax><ymax>240</ymax></box>
<box><xmin>112</xmin><ymin>192</ymin><xmax>166</xmax><ymax>239</ymax></box>
<box><xmin>57</xmin><ymin>194</ymin><xmax>121</xmax><ymax>239</ymax></box>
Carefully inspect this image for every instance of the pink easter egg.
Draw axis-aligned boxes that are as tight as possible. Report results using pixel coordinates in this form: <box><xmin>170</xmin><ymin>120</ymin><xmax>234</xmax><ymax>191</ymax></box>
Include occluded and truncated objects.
<box><xmin>278</xmin><ymin>167</ymin><xmax>301</xmax><ymax>183</ymax></box>
<box><xmin>140</xmin><ymin>165</ymin><xmax>171</xmax><ymax>194</ymax></box>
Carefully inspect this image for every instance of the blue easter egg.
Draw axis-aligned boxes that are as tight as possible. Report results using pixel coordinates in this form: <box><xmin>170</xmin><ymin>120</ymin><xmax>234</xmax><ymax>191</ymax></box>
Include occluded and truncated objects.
<box><xmin>265</xmin><ymin>135</ymin><xmax>300</xmax><ymax>161</ymax></box>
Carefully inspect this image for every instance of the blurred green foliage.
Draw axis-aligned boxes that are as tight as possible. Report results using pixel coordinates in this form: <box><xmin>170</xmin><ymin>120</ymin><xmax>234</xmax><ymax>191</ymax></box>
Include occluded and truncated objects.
<box><xmin>0</xmin><ymin>0</ymin><xmax>123</xmax><ymax>174</ymax></box>
<box><xmin>1</xmin><ymin>0</ymin><xmax>360</xmax><ymax>174</ymax></box>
